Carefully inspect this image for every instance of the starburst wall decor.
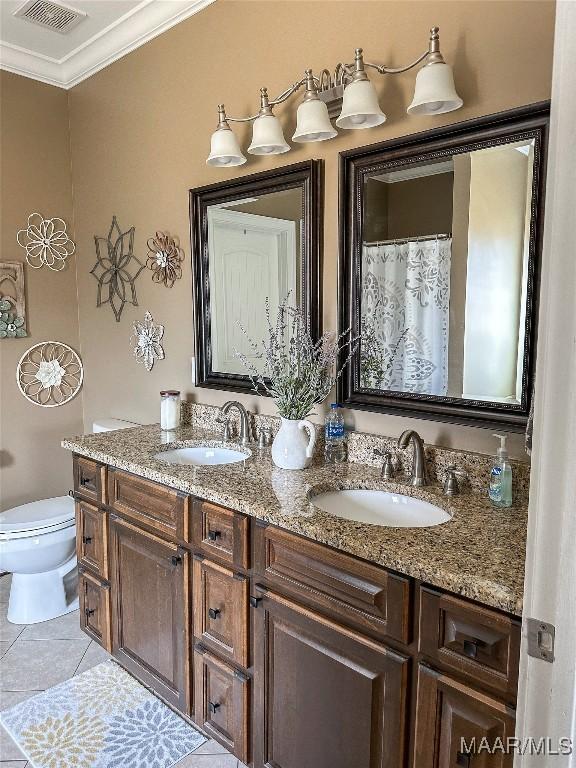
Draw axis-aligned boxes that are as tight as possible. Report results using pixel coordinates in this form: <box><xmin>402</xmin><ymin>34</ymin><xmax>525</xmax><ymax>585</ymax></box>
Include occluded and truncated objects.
<box><xmin>91</xmin><ymin>216</ymin><xmax>145</xmax><ymax>322</ymax></box>
<box><xmin>131</xmin><ymin>311</ymin><xmax>165</xmax><ymax>372</ymax></box>
<box><xmin>146</xmin><ymin>231</ymin><xmax>184</xmax><ymax>288</ymax></box>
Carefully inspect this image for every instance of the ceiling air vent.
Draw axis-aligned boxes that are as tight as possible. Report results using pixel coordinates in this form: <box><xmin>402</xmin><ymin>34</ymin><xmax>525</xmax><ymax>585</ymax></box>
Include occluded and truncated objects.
<box><xmin>14</xmin><ymin>0</ymin><xmax>86</xmax><ymax>34</ymax></box>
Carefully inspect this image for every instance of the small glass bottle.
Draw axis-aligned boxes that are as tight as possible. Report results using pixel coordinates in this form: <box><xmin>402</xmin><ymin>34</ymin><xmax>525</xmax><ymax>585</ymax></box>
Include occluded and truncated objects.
<box><xmin>160</xmin><ymin>390</ymin><xmax>181</xmax><ymax>431</ymax></box>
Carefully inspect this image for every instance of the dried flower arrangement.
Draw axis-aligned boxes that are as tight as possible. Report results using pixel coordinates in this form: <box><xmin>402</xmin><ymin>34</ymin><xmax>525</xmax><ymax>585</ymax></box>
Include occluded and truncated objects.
<box><xmin>235</xmin><ymin>296</ymin><xmax>358</xmax><ymax>421</ymax></box>
<box><xmin>146</xmin><ymin>232</ymin><xmax>184</xmax><ymax>288</ymax></box>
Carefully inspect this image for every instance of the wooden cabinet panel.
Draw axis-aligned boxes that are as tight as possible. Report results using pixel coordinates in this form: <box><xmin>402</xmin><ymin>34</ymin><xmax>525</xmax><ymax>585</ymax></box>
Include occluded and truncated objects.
<box><xmin>79</xmin><ymin>569</ymin><xmax>111</xmax><ymax>651</ymax></box>
<box><xmin>254</xmin><ymin>523</ymin><xmax>411</xmax><ymax>644</ymax></box>
<box><xmin>191</xmin><ymin>500</ymin><xmax>250</xmax><ymax>570</ymax></box>
<box><xmin>73</xmin><ymin>455</ymin><xmax>106</xmax><ymax>505</ymax></box>
<box><xmin>108</xmin><ymin>469</ymin><xmax>187</xmax><ymax>542</ymax></box>
<box><xmin>419</xmin><ymin>588</ymin><xmax>521</xmax><ymax>700</ymax></box>
<box><xmin>194</xmin><ymin>646</ymin><xmax>250</xmax><ymax>764</ymax></box>
<box><xmin>414</xmin><ymin>664</ymin><xmax>516</xmax><ymax>768</ymax></box>
<box><xmin>76</xmin><ymin>500</ymin><xmax>108</xmax><ymax>579</ymax></box>
<box><xmin>109</xmin><ymin>515</ymin><xmax>190</xmax><ymax>714</ymax></box>
<box><xmin>253</xmin><ymin>587</ymin><xmax>409</xmax><ymax>768</ymax></box>
<box><xmin>193</xmin><ymin>557</ymin><xmax>249</xmax><ymax>668</ymax></box>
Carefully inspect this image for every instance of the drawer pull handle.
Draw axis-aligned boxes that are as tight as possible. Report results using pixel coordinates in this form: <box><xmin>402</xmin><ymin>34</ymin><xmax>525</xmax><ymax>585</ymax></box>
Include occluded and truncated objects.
<box><xmin>208</xmin><ymin>608</ymin><xmax>221</xmax><ymax>620</ymax></box>
<box><xmin>82</xmin><ymin>536</ymin><xmax>93</xmax><ymax>545</ymax></box>
<box><xmin>463</xmin><ymin>639</ymin><xmax>481</xmax><ymax>659</ymax></box>
<box><xmin>456</xmin><ymin>752</ymin><xmax>471</xmax><ymax>767</ymax></box>
<box><xmin>171</xmin><ymin>555</ymin><xmax>182</xmax><ymax>566</ymax></box>
<box><xmin>208</xmin><ymin>701</ymin><xmax>221</xmax><ymax>714</ymax></box>
<box><xmin>85</xmin><ymin>608</ymin><xmax>96</xmax><ymax>617</ymax></box>
<box><xmin>250</xmin><ymin>596</ymin><xmax>263</xmax><ymax>608</ymax></box>
<box><xmin>207</xmin><ymin>530</ymin><xmax>221</xmax><ymax>542</ymax></box>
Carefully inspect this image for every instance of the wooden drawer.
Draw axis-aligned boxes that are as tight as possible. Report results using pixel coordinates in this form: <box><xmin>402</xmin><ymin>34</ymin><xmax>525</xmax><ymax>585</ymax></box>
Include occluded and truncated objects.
<box><xmin>79</xmin><ymin>569</ymin><xmax>112</xmax><ymax>651</ymax></box>
<box><xmin>193</xmin><ymin>557</ymin><xmax>249</xmax><ymax>667</ymax></box>
<box><xmin>254</xmin><ymin>523</ymin><xmax>411</xmax><ymax>644</ymax></box>
<box><xmin>73</xmin><ymin>455</ymin><xmax>106</xmax><ymax>505</ymax></box>
<box><xmin>194</xmin><ymin>645</ymin><xmax>250</xmax><ymax>764</ymax></box>
<box><xmin>108</xmin><ymin>468</ymin><xmax>187</xmax><ymax>542</ymax></box>
<box><xmin>191</xmin><ymin>500</ymin><xmax>249</xmax><ymax>570</ymax></box>
<box><xmin>76</xmin><ymin>500</ymin><xmax>108</xmax><ymax>579</ymax></box>
<box><xmin>413</xmin><ymin>664</ymin><xmax>516</xmax><ymax>768</ymax></box>
<box><xmin>418</xmin><ymin>587</ymin><xmax>521</xmax><ymax>699</ymax></box>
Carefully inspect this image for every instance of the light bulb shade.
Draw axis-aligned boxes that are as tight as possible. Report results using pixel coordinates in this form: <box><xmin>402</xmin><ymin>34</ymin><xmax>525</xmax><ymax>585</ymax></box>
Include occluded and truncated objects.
<box><xmin>206</xmin><ymin>126</ymin><xmax>246</xmax><ymax>166</ymax></box>
<box><xmin>292</xmin><ymin>98</ymin><xmax>337</xmax><ymax>143</ymax></box>
<box><xmin>335</xmin><ymin>79</ymin><xmax>386</xmax><ymax>130</ymax></box>
<box><xmin>248</xmin><ymin>114</ymin><xmax>290</xmax><ymax>155</ymax></box>
<box><xmin>407</xmin><ymin>62</ymin><xmax>463</xmax><ymax>115</ymax></box>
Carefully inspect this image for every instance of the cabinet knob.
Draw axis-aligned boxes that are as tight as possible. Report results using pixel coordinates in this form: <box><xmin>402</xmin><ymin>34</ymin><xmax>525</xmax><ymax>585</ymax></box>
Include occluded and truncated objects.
<box><xmin>171</xmin><ymin>555</ymin><xmax>182</xmax><ymax>567</ymax></box>
<box><xmin>208</xmin><ymin>608</ymin><xmax>221</xmax><ymax>620</ymax></box>
<box><xmin>208</xmin><ymin>701</ymin><xmax>221</xmax><ymax>714</ymax></box>
<box><xmin>249</xmin><ymin>596</ymin><xmax>263</xmax><ymax>608</ymax></box>
<box><xmin>463</xmin><ymin>639</ymin><xmax>479</xmax><ymax>659</ymax></box>
<box><xmin>82</xmin><ymin>536</ymin><xmax>92</xmax><ymax>545</ymax></box>
<box><xmin>85</xmin><ymin>608</ymin><xmax>95</xmax><ymax>617</ymax></box>
<box><xmin>207</xmin><ymin>530</ymin><xmax>221</xmax><ymax>542</ymax></box>
<box><xmin>456</xmin><ymin>752</ymin><xmax>471</xmax><ymax>767</ymax></box>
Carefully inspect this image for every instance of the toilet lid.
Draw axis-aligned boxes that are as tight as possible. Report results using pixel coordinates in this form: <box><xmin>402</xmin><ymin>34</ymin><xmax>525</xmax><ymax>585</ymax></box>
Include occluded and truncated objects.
<box><xmin>0</xmin><ymin>496</ymin><xmax>75</xmax><ymax>534</ymax></box>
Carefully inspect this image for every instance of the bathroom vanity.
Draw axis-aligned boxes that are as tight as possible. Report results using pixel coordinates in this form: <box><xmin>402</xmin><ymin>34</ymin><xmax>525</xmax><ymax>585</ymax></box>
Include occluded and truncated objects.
<box><xmin>66</xmin><ymin>421</ymin><xmax>525</xmax><ymax>768</ymax></box>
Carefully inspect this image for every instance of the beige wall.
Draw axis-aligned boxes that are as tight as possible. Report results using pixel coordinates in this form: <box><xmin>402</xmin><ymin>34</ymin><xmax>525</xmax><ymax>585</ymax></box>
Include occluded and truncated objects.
<box><xmin>60</xmin><ymin>0</ymin><xmax>554</xmax><ymax>461</ymax></box>
<box><xmin>0</xmin><ymin>72</ymin><xmax>83</xmax><ymax>511</ymax></box>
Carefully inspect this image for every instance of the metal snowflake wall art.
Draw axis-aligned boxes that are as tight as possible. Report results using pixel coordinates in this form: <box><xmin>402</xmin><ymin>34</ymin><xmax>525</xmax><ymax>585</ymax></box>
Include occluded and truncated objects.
<box><xmin>17</xmin><ymin>213</ymin><xmax>76</xmax><ymax>271</ymax></box>
<box><xmin>131</xmin><ymin>311</ymin><xmax>165</xmax><ymax>371</ymax></box>
<box><xmin>146</xmin><ymin>231</ymin><xmax>184</xmax><ymax>288</ymax></box>
<box><xmin>91</xmin><ymin>216</ymin><xmax>145</xmax><ymax>322</ymax></box>
<box><xmin>17</xmin><ymin>341</ymin><xmax>83</xmax><ymax>407</ymax></box>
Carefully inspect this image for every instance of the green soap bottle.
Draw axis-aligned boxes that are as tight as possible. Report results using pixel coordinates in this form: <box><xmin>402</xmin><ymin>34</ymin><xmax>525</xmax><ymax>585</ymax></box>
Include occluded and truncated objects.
<box><xmin>488</xmin><ymin>434</ymin><xmax>513</xmax><ymax>508</ymax></box>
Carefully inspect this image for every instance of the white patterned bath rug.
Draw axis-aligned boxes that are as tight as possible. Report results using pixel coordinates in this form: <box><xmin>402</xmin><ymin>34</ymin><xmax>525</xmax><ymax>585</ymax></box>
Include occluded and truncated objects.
<box><xmin>0</xmin><ymin>659</ymin><xmax>206</xmax><ymax>768</ymax></box>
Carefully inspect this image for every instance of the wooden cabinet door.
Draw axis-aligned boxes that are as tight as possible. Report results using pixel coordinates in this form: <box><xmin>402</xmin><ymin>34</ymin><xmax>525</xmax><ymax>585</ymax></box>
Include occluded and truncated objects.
<box><xmin>109</xmin><ymin>515</ymin><xmax>190</xmax><ymax>714</ymax></box>
<box><xmin>253</xmin><ymin>587</ymin><xmax>409</xmax><ymax>768</ymax></box>
<box><xmin>413</xmin><ymin>665</ymin><xmax>516</xmax><ymax>768</ymax></box>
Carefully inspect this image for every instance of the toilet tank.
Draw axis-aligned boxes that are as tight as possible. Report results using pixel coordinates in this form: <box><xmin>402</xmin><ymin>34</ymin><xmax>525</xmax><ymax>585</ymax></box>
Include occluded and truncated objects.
<box><xmin>92</xmin><ymin>418</ymin><xmax>140</xmax><ymax>433</ymax></box>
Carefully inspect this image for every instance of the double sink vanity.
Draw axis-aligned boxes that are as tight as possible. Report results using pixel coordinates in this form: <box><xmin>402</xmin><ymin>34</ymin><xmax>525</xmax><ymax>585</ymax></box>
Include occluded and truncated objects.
<box><xmin>64</xmin><ymin>404</ymin><xmax>526</xmax><ymax>768</ymax></box>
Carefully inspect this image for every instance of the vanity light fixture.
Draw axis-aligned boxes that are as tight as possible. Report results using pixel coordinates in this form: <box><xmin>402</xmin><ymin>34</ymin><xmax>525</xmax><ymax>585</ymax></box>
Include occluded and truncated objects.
<box><xmin>206</xmin><ymin>26</ymin><xmax>463</xmax><ymax>167</ymax></box>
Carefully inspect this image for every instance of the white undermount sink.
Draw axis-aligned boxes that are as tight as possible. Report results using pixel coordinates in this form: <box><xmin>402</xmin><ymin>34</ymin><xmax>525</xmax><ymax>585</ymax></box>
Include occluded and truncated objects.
<box><xmin>310</xmin><ymin>488</ymin><xmax>451</xmax><ymax>528</ymax></box>
<box><xmin>154</xmin><ymin>446</ymin><xmax>250</xmax><ymax>466</ymax></box>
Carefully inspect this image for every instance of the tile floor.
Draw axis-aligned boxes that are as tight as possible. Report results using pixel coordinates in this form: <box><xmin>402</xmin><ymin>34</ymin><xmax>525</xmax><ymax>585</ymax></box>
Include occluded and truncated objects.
<box><xmin>0</xmin><ymin>574</ymin><xmax>246</xmax><ymax>767</ymax></box>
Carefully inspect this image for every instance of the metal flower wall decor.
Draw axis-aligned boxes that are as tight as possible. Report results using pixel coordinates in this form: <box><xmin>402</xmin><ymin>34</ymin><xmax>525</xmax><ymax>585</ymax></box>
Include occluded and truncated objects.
<box><xmin>131</xmin><ymin>311</ymin><xmax>165</xmax><ymax>371</ymax></box>
<box><xmin>91</xmin><ymin>216</ymin><xmax>145</xmax><ymax>322</ymax></box>
<box><xmin>0</xmin><ymin>262</ymin><xmax>27</xmax><ymax>339</ymax></box>
<box><xmin>17</xmin><ymin>341</ymin><xmax>83</xmax><ymax>407</ymax></box>
<box><xmin>17</xmin><ymin>213</ymin><xmax>75</xmax><ymax>271</ymax></box>
<box><xmin>146</xmin><ymin>231</ymin><xmax>184</xmax><ymax>288</ymax></box>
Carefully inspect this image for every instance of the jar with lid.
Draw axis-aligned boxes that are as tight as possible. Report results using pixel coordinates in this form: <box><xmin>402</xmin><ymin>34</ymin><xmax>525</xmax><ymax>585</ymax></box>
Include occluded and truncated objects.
<box><xmin>160</xmin><ymin>390</ymin><xmax>181</xmax><ymax>430</ymax></box>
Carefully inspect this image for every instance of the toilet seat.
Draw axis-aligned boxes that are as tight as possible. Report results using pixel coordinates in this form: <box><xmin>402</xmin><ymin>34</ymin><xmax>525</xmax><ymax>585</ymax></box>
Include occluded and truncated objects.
<box><xmin>0</xmin><ymin>496</ymin><xmax>75</xmax><ymax>540</ymax></box>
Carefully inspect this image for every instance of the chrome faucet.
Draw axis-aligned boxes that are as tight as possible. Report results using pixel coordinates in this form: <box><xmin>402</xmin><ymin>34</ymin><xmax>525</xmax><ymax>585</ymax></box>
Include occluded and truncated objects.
<box><xmin>221</xmin><ymin>401</ymin><xmax>252</xmax><ymax>446</ymax></box>
<box><xmin>398</xmin><ymin>429</ymin><xmax>428</xmax><ymax>487</ymax></box>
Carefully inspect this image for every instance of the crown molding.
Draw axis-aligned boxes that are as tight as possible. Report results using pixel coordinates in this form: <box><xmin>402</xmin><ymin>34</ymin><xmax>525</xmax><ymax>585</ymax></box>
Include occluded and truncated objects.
<box><xmin>0</xmin><ymin>0</ymin><xmax>215</xmax><ymax>89</ymax></box>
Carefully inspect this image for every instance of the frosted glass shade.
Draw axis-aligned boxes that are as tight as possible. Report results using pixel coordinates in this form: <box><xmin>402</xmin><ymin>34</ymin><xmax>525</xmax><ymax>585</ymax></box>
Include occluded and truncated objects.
<box><xmin>206</xmin><ymin>126</ymin><xmax>246</xmax><ymax>166</ymax></box>
<box><xmin>292</xmin><ymin>98</ymin><xmax>337</xmax><ymax>143</ymax></box>
<box><xmin>336</xmin><ymin>79</ymin><xmax>386</xmax><ymax>130</ymax></box>
<box><xmin>248</xmin><ymin>114</ymin><xmax>290</xmax><ymax>155</ymax></box>
<box><xmin>407</xmin><ymin>62</ymin><xmax>463</xmax><ymax>115</ymax></box>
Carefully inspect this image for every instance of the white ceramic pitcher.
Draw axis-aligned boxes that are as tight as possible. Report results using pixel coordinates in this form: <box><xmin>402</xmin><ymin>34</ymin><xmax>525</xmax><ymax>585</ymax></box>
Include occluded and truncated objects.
<box><xmin>271</xmin><ymin>417</ymin><xmax>316</xmax><ymax>470</ymax></box>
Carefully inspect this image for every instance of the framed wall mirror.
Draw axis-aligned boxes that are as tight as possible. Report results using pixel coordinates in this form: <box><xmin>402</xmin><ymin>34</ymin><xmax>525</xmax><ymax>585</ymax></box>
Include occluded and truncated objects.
<box><xmin>338</xmin><ymin>103</ymin><xmax>549</xmax><ymax>429</ymax></box>
<box><xmin>191</xmin><ymin>160</ymin><xmax>323</xmax><ymax>392</ymax></box>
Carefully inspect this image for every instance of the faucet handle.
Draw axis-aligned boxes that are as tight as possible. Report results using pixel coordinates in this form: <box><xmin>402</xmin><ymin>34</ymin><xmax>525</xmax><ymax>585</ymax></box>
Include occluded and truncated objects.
<box><xmin>443</xmin><ymin>465</ymin><xmax>460</xmax><ymax>496</ymax></box>
<box><xmin>374</xmin><ymin>449</ymin><xmax>395</xmax><ymax>480</ymax></box>
<box><xmin>216</xmin><ymin>415</ymin><xmax>233</xmax><ymax>441</ymax></box>
<box><xmin>257</xmin><ymin>426</ymin><xmax>272</xmax><ymax>448</ymax></box>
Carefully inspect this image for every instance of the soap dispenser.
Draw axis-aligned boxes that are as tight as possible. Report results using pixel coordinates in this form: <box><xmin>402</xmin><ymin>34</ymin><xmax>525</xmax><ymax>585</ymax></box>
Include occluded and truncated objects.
<box><xmin>489</xmin><ymin>434</ymin><xmax>513</xmax><ymax>508</ymax></box>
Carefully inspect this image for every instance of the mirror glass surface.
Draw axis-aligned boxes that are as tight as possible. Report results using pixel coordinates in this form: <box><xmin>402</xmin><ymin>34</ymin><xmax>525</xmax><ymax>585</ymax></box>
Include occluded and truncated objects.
<box><xmin>207</xmin><ymin>188</ymin><xmax>302</xmax><ymax>376</ymax></box>
<box><xmin>359</xmin><ymin>139</ymin><xmax>536</xmax><ymax>405</ymax></box>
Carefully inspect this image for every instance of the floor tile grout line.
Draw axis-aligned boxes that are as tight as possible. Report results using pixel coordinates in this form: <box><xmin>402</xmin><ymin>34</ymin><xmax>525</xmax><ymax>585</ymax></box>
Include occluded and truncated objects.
<box><xmin>72</xmin><ymin>640</ymin><xmax>92</xmax><ymax>676</ymax></box>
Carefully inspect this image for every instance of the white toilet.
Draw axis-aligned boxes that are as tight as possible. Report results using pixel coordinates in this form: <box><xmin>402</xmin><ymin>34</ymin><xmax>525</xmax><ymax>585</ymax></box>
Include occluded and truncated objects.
<box><xmin>0</xmin><ymin>418</ymin><xmax>139</xmax><ymax>625</ymax></box>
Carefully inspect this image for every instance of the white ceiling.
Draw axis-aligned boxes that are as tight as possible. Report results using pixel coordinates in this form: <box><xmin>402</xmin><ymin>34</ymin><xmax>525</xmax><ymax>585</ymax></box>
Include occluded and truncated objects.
<box><xmin>0</xmin><ymin>0</ymin><xmax>215</xmax><ymax>88</ymax></box>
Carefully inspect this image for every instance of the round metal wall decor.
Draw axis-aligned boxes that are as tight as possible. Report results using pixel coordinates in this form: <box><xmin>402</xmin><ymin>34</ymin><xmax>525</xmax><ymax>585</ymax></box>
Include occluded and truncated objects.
<box><xmin>17</xmin><ymin>341</ymin><xmax>84</xmax><ymax>407</ymax></box>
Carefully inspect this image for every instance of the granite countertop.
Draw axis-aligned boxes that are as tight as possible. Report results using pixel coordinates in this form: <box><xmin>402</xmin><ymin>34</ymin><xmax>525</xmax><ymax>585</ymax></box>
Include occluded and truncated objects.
<box><xmin>63</xmin><ymin>423</ymin><xmax>527</xmax><ymax>616</ymax></box>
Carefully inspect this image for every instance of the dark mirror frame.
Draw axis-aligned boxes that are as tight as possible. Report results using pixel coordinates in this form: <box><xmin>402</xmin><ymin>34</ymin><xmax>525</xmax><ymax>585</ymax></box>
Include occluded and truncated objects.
<box><xmin>338</xmin><ymin>102</ymin><xmax>549</xmax><ymax>431</ymax></box>
<box><xmin>190</xmin><ymin>159</ymin><xmax>323</xmax><ymax>393</ymax></box>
